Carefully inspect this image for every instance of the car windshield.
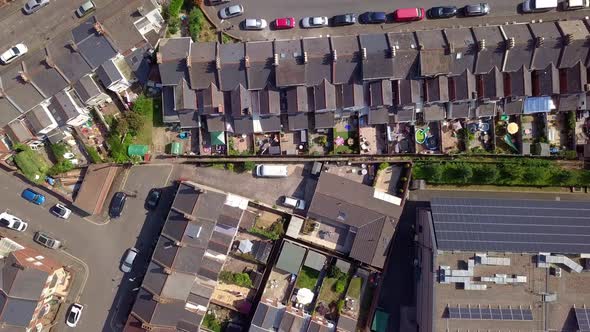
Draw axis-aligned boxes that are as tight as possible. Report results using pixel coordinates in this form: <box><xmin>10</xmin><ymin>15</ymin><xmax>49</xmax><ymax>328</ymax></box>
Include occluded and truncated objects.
<box><xmin>312</xmin><ymin>17</ymin><xmax>323</xmax><ymax>24</ymax></box>
<box><xmin>12</xmin><ymin>221</ymin><xmax>21</xmax><ymax>229</ymax></box>
<box><xmin>53</xmin><ymin>206</ymin><xmax>65</xmax><ymax>215</ymax></box>
<box><xmin>38</xmin><ymin>236</ymin><xmax>48</xmax><ymax>244</ymax></box>
<box><xmin>68</xmin><ymin>311</ymin><xmax>76</xmax><ymax>322</ymax></box>
<box><xmin>0</xmin><ymin>219</ymin><xmax>10</xmax><ymax>226</ymax></box>
<box><xmin>11</xmin><ymin>47</ymin><xmax>19</xmax><ymax>54</ymax></box>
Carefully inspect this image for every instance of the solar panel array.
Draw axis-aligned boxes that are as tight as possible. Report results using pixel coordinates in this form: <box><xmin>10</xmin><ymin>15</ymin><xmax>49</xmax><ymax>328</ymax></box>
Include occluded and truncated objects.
<box><xmin>430</xmin><ymin>197</ymin><xmax>590</xmax><ymax>253</ymax></box>
<box><xmin>447</xmin><ymin>306</ymin><xmax>533</xmax><ymax>321</ymax></box>
<box><xmin>575</xmin><ymin>308</ymin><xmax>590</xmax><ymax>332</ymax></box>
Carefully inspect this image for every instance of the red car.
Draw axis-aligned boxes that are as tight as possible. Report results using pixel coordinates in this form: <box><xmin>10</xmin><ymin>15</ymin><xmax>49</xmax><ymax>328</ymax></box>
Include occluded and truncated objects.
<box><xmin>274</xmin><ymin>17</ymin><xmax>295</xmax><ymax>29</ymax></box>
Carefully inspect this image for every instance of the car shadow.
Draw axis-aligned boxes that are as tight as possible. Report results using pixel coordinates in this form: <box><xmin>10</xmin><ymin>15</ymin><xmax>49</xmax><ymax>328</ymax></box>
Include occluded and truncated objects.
<box><xmin>100</xmin><ymin>183</ymin><xmax>178</xmax><ymax>332</ymax></box>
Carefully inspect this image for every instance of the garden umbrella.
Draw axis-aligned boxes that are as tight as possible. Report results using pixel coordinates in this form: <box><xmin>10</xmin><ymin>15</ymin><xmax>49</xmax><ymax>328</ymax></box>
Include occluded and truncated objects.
<box><xmin>296</xmin><ymin>288</ymin><xmax>314</xmax><ymax>304</ymax></box>
<box><xmin>238</xmin><ymin>239</ymin><xmax>253</xmax><ymax>253</ymax></box>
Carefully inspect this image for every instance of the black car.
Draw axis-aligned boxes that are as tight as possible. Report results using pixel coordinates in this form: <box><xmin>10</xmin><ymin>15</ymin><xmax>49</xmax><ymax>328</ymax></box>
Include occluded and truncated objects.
<box><xmin>145</xmin><ymin>189</ymin><xmax>162</xmax><ymax>210</ymax></box>
<box><xmin>359</xmin><ymin>11</ymin><xmax>387</xmax><ymax>24</ymax></box>
<box><xmin>109</xmin><ymin>192</ymin><xmax>127</xmax><ymax>218</ymax></box>
<box><xmin>332</xmin><ymin>13</ymin><xmax>356</xmax><ymax>26</ymax></box>
<box><xmin>427</xmin><ymin>6</ymin><xmax>458</xmax><ymax>18</ymax></box>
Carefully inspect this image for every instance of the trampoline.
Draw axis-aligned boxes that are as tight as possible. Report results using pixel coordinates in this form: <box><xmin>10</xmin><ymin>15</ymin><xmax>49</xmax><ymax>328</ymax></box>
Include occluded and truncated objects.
<box><xmin>425</xmin><ymin>136</ymin><xmax>438</xmax><ymax>150</ymax></box>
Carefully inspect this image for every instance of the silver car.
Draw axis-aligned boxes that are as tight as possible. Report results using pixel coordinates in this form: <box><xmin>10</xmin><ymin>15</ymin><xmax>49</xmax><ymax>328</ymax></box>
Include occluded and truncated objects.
<box><xmin>34</xmin><ymin>232</ymin><xmax>61</xmax><ymax>249</ymax></box>
<box><xmin>301</xmin><ymin>16</ymin><xmax>329</xmax><ymax>28</ymax></box>
<box><xmin>23</xmin><ymin>0</ymin><xmax>50</xmax><ymax>14</ymax></box>
<box><xmin>243</xmin><ymin>18</ymin><xmax>267</xmax><ymax>30</ymax></box>
<box><xmin>462</xmin><ymin>3</ymin><xmax>490</xmax><ymax>16</ymax></box>
<box><xmin>219</xmin><ymin>4</ymin><xmax>244</xmax><ymax>19</ymax></box>
<box><xmin>120</xmin><ymin>248</ymin><xmax>138</xmax><ymax>273</ymax></box>
<box><xmin>76</xmin><ymin>0</ymin><xmax>95</xmax><ymax>18</ymax></box>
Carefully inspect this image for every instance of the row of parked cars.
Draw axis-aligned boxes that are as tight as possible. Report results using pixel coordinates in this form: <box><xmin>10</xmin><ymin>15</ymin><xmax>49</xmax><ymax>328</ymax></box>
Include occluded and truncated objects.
<box><xmin>217</xmin><ymin>3</ymin><xmax>492</xmax><ymax>30</ymax></box>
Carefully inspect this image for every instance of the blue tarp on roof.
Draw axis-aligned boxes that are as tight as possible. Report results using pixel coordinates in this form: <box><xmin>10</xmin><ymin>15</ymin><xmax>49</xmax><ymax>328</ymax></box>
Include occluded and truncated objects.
<box><xmin>524</xmin><ymin>97</ymin><xmax>552</xmax><ymax>114</ymax></box>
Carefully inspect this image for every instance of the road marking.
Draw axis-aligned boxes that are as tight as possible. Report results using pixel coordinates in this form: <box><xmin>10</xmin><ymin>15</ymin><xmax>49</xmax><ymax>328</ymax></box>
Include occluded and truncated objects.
<box><xmin>163</xmin><ymin>165</ymin><xmax>174</xmax><ymax>186</ymax></box>
<box><xmin>82</xmin><ymin>216</ymin><xmax>111</xmax><ymax>226</ymax></box>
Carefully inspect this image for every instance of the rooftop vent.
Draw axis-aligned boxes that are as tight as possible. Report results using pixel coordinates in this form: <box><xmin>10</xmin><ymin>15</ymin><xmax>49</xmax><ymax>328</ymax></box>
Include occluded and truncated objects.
<box><xmin>18</xmin><ymin>71</ymin><xmax>29</xmax><ymax>83</ymax></box>
<box><xmin>93</xmin><ymin>22</ymin><xmax>106</xmax><ymax>35</ymax></box>
<box><xmin>186</xmin><ymin>55</ymin><xmax>191</xmax><ymax>68</ymax></box>
<box><xmin>390</xmin><ymin>46</ymin><xmax>396</xmax><ymax>57</ymax></box>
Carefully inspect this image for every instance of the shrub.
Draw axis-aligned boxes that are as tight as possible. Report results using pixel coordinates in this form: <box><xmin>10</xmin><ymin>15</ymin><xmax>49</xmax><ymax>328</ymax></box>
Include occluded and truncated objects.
<box><xmin>327</xmin><ymin>266</ymin><xmax>344</xmax><ymax>279</ymax></box>
<box><xmin>558</xmin><ymin>150</ymin><xmax>578</xmax><ymax>160</ymax></box>
<box><xmin>315</xmin><ymin>136</ymin><xmax>328</xmax><ymax>147</ymax></box>
<box><xmin>50</xmin><ymin>143</ymin><xmax>68</xmax><ymax>162</ymax></box>
<box><xmin>336</xmin><ymin>299</ymin><xmax>345</xmax><ymax>313</ymax></box>
<box><xmin>219</xmin><ymin>271</ymin><xmax>253</xmax><ymax>288</ymax></box>
<box><xmin>168</xmin><ymin>0</ymin><xmax>184</xmax><ymax>17</ymax></box>
<box><xmin>441</xmin><ymin>163</ymin><xmax>473</xmax><ymax>184</ymax></box>
<box><xmin>248</xmin><ymin>221</ymin><xmax>284</xmax><ymax>240</ymax></box>
<box><xmin>48</xmin><ymin>160</ymin><xmax>74</xmax><ymax>176</ymax></box>
<box><xmin>13</xmin><ymin>145</ymin><xmax>49</xmax><ymax>183</ymax></box>
<box><xmin>168</xmin><ymin>16</ymin><xmax>180</xmax><ymax>34</ymax></box>
<box><xmin>243</xmin><ymin>161</ymin><xmax>256</xmax><ymax>172</ymax></box>
<box><xmin>378</xmin><ymin>162</ymin><xmax>389</xmax><ymax>171</ymax></box>
<box><xmin>107</xmin><ymin>134</ymin><xmax>130</xmax><ymax>163</ymax></box>
<box><xmin>202</xmin><ymin>313</ymin><xmax>222</xmax><ymax>332</ymax></box>
<box><xmin>188</xmin><ymin>7</ymin><xmax>205</xmax><ymax>42</ymax></box>
<box><xmin>334</xmin><ymin>279</ymin><xmax>346</xmax><ymax>293</ymax></box>
<box><xmin>226</xmin><ymin>163</ymin><xmax>235</xmax><ymax>172</ymax></box>
<box><xmin>85</xmin><ymin>145</ymin><xmax>102</xmax><ymax>164</ymax></box>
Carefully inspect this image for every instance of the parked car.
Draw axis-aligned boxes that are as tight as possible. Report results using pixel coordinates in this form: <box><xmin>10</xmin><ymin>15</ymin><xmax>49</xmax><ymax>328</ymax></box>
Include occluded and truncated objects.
<box><xmin>23</xmin><ymin>0</ymin><xmax>50</xmax><ymax>14</ymax></box>
<box><xmin>145</xmin><ymin>189</ymin><xmax>161</xmax><ymax>210</ymax></box>
<box><xmin>0</xmin><ymin>212</ymin><xmax>27</xmax><ymax>232</ymax></box>
<box><xmin>109</xmin><ymin>192</ymin><xmax>127</xmax><ymax>218</ymax></box>
<box><xmin>0</xmin><ymin>44</ymin><xmax>28</xmax><ymax>65</ymax></box>
<box><xmin>522</xmin><ymin>0</ymin><xmax>557</xmax><ymax>12</ymax></box>
<box><xmin>359</xmin><ymin>11</ymin><xmax>387</xmax><ymax>24</ymax></box>
<box><xmin>75</xmin><ymin>0</ymin><xmax>95</xmax><ymax>18</ymax></box>
<box><xmin>562</xmin><ymin>0</ymin><xmax>589</xmax><ymax>9</ymax></box>
<box><xmin>427</xmin><ymin>6</ymin><xmax>458</xmax><ymax>18</ymax></box>
<box><xmin>28</xmin><ymin>140</ymin><xmax>45</xmax><ymax>150</ymax></box>
<box><xmin>243</xmin><ymin>18</ymin><xmax>267</xmax><ymax>30</ymax></box>
<box><xmin>34</xmin><ymin>232</ymin><xmax>61</xmax><ymax>249</ymax></box>
<box><xmin>332</xmin><ymin>13</ymin><xmax>356</xmax><ymax>26</ymax></box>
<box><xmin>274</xmin><ymin>17</ymin><xmax>296</xmax><ymax>29</ymax></box>
<box><xmin>21</xmin><ymin>188</ymin><xmax>45</xmax><ymax>205</ymax></box>
<box><xmin>66</xmin><ymin>303</ymin><xmax>83</xmax><ymax>327</ymax></box>
<box><xmin>393</xmin><ymin>7</ymin><xmax>426</xmax><ymax>21</ymax></box>
<box><xmin>255</xmin><ymin>164</ymin><xmax>288</xmax><ymax>177</ymax></box>
<box><xmin>50</xmin><ymin>204</ymin><xmax>72</xmax><ymax>219</ymax></box>
<box><xmin>462</xmin><ymin>3</ymin><xmax>490</xmax><ymax>16</ymax></box>
<box><xmin>280</xmin><ymin>196</ymin><xmax>306</xmax><ymax>210</ymax></box>
<box><xmin>120</xmin><ymin>248</ymin><xmax>138</xmax><ymax>273</ymax></box>
<box><xmin>219</xmin><ymin>4</ymin><xmax>244</xmax><ymax>19</ymax></box>
<box><xmin>301</xmin><ymin>16</ymin><xmax>328</xmax><ymax>28</ymax></box>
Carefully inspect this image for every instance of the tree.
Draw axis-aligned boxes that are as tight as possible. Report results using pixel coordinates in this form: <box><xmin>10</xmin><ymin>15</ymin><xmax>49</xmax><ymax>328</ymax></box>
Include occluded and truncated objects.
<box><xmin>124</xmin><ymin>111</ymin><xmax>145</xmax><ymax>134</ymax></box>
<box><xmin>413</xmin><ymin>163</ymin><xmax>442</xmax><ymax>183</ymax></box>
<box><xmin>327</xmin><ymin>266</ymin><xmax>343</xmax><ymax>279</ymax></box>
<box><xmin>522</xmin><ymin>166</ymin><xmax>549</xmax><ymax>185</ymax></box>
<box><xmin>471</xmin><ymin>164</ymin><xmax>499</xmax><ymax>184</ymax></box>
<box><xmin>334</xmin><ymin>279</ymin><xmax>346</xmax><ymax>293</ymax></box>
<box><xmin>243</xmin><ymin>161</ymin><xmax>255</xmax><ymax>172</ymax></box>
<box><xmin>550</xmin><ymin>169</ymin><xmax>576</xmax><ymax>186</ymax></box>
<box><xmin>188</xmin><ymin>7</ymin><xmax>205</xmax><ymax>42</ymax></box>
<box><xmin>441</xmin><ymin>163</ymin><xmax>473</xmax><ymax>184</ymax></box>
<box><xmin>114</xmin><ymin>117</ymin><xmax>129</xmax><ymax>136</ymax></box>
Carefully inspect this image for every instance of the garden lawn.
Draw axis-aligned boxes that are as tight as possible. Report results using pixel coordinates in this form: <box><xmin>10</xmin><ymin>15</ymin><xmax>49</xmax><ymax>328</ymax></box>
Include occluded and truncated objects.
<box><xmin>132</xmin><ymin>96</ymin><xmax>154</xmax><ymax>146</ymax></box>
<box><xmin>14</xmin><ymin>146</ymin><xmax>49</xmax><ymax>183</ymax></box>
<box><xmin>296</xmin><ymin>266</ymin><xmax>320</xmax><ymax>290</ymax></box>
<box><xmin>347</xmin><ymin>277</ymin><xmax>362</xmax><ymax>299</ymax></box>
<box><xmin>318</xmin><ymin>277</ymin><xmax>344</xmax><ymax>305</ymax></box>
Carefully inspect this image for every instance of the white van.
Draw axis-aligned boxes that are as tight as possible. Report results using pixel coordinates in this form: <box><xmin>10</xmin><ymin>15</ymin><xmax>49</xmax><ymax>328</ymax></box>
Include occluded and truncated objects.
<box><xmin>563</xmin><ymin>0</ymin><xmax>589</xmax><ymax>9</ymax></box>
<box><xmin>255</xmin><ymin>164</ymin><xmax>288</xmax><ymax>178</ymax></box>
<box><xmin>281</xmin><ymin>196</ymin><xmax>306</xmax><ymax>210</ymax></box>
<box><xmin>522</xmin><ymin>0</ymin><xmax>557</xmax><ymax>12</ymax></box>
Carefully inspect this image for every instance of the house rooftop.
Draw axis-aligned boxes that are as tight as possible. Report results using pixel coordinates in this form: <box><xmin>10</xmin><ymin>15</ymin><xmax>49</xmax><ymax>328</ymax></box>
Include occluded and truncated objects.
<box><xmin>529</xmin><ymin>22</ymin><xmax>562</xmax><ymax>70</ymax></box>
<box><xmin>246</xmin><ymin>41</ymin><xmax>274</xmax><ymax>90</ymax></box>
<box><xmin>303</xmin><ymin>37</ymin><xmax>332</xmax><ymax>86</ymax></box>
<box><xmin>443</xmin><ymin>27</ymin><xmax>476</xmax><ymax>76</ymax></box>
<box><xmin>472</xmin><ymin>26</ymin><xmax>506</xmax><ymax>75</ymax></box>
<box><xmin>330</xmin><ymin>35</ymin><xmax>360</xmax><ymax>84</ymax></box>
<box><xmin>274</xmin><ymin>39</ymin><xmax>305</xmax><ymax>87</ymax></box>
<box><xmin>189</xmin><ymin>41</ymin><xmax>217</xmax><ymax>90</ymax></box>
<box><xmin>360</xmin><ymin>34</ymin><xmax>394</xmax><ymax>80</ymax></box>
<box><xmin>502</xmin><ymin>24</ymin><xmax>534</xmax><ymax>72</ymax></box>
<box><xmin>218</xmin><ymin>43</ymin><xmax>247</xmax><ymax>91</ymax></box>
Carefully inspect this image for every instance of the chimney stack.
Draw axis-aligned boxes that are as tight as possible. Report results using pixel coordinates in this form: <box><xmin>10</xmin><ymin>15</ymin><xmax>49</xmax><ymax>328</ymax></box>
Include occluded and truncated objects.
<box><xmin>215</xmin><ymin>56</ymin><xmax>221</xmax><ymax>70</ymax></box>
<box><xmin>536</xmin><ymin>36</ymin><xmax>545</xmax><ymax>47</ymax></box>
<box><xmin>244</xmin><ymin>55</ymin><xmax>250</xmax><ymax>68</ymax></box>
<box><xmin>156</xmin><ymin>52</ymin><xmax>163</xmax><ymax>64</ymax></box>
<box><xmin>332</xmin><ymin>49</ymin><xmax>337</xmax><ymax>62</ymax></box>
<box><xmin>273</xmin><ymin>53</ymin><xmax>279</xmax><ymax>66</ymax></box>
<box><xmin>477</xmin><ymin>39</ymin><xmax>486</xmax><ymax>51</ymax></box>
<box><xmin>303</xmin><ymin>51</ymin><xmax>308</xmax><ymax>64</ymax></box>
<box><xmin>506</xmin><ymin>37</ymin><xmax>515</xmax><ymax>50</ymax></box>
<box><xmin>362</xmin><ymin>47</ymin><xmax>367</xmax><ymax>60</ymax></box>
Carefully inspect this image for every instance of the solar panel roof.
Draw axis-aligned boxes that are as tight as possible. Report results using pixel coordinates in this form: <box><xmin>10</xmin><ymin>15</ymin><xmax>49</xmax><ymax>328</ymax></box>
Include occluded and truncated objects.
<box><xmin>447</xmin><ymin>306</ymin><xmax>533</xmax><ymax>321</ymax></box>
<box><xmin>430</xmin><ymin>197</ymin><xmax>590</xmax><ymax>254</ymax></box>
<box><xmin>576</xmin><ymin>307</ymin><xmax>590</xmax><ymax>332</ymax></box>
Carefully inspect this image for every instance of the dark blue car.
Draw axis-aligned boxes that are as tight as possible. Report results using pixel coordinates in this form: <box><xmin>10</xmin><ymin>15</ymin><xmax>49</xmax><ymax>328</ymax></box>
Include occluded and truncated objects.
<box><xmin>360</xmin><ymin>11</ymin><xmax>387</xmax><ymax>24</ymax></box>
<box><xmin>21</xmin><ymin>188</ymin><xmax>45</xmax><ymax>205</ymax></box>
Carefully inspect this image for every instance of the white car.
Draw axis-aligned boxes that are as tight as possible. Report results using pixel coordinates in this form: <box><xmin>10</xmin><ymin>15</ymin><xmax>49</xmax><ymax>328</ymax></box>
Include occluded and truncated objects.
<box><xmin>0</xmin><ymin>44</ymin><xmax>28</xmax><ymax>64</ymax></box>
<box><xmin>219</xmin><ymin>4</ymin><xmax>244</xmax><ymax>19</ymax></box>
<box><xmin>302</xmin><ymin>16</ymin><xmax>328</xmax><ymax>28</ymax></box>
<box><xmin>280</xmin><ymin>196</ymin><xmax>306</xmax><ymax>210</ymax></box>
<box><xmin>243</xmin><ymin>18</ymin><xmax>267</xmax><ymax>30</ymax></box>
<box><xmin>50</xmin><ymin>204</ymin><xmax>72</xmax><ymax>219</ymax></box>
<box><xmin>0</xmin><ymin>212</ymin><xmax>28</xmax><ymax>232</ymax></box>
<box><xmin>23</xmin><ymin>0</ymin><xmax>50</xmax><ymax>14</ymax></box>
<box><xmin>66</xmin><ymin>303</ymin><xmax>83</xmax><ymax>327</ymax></box>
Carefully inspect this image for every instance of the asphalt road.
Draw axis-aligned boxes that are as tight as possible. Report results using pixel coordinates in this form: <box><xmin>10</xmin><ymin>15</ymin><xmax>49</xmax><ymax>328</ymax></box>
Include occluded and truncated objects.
<box><xmin>0</xmin><ymin>164</ymin><xmax>174</xmax><ymax>331</ymax></box>
<box><xmin>204</xmin><ymin>0</ymin><xmax>590</xmax><ymax>41</ymax></box>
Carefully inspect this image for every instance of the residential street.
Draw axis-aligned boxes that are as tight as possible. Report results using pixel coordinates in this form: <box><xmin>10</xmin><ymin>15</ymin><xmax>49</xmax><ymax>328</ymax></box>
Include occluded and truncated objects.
<box><xmin>0</xmin><ymin>164</ymin><xmax>174</xmax><ymax>331</ymax></box>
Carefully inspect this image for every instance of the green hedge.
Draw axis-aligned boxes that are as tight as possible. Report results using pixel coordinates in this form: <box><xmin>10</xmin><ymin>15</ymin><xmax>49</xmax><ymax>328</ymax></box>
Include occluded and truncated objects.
<box><xmin>413</xmin><ymin>159</ymin><xmax>590</xmax><ymax>187</ymax></box>
<box><xmin>188</xmin><ymin>7</ymin><xmax>205</xmax><ymax>42</ymax></box>
<box><xmin>13</xmin><ymin>145</ymin><xmax>49</xmax><ymax>183</ymax></box>
<box><xmin>219</xmin><ymin>271</ymin><xmax>253</xmax><ymax>288</ymax></box>
<box><xmin>248</xmin><ymin>221</ymin><xmax>284</xmax><ymax>240</ymax></box>
<box><xmin>168</xmin><ymin>0</ymin><xmax>184</xmax><ymax>18</ymax></box>
<box><xmin>85</xmin><ymin>145</ymin><xmax>102</xmax><ymax>163</ymax></box>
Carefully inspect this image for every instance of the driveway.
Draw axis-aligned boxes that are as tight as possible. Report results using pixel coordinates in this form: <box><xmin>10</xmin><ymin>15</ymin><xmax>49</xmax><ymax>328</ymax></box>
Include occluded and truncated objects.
<box><xmin>203</xmin><ymin>0</ymin><xmax>590</xmax><ymax>41</ymax></box>
<box><xmin>0</xmin><ymin>164</ymin><xmax>173</xmax><ymax>331</ymax></box>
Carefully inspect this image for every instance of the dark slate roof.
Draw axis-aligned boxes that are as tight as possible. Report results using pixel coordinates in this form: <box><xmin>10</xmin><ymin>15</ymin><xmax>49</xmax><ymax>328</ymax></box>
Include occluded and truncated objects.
<box><xmin>6</xmin><ymin>120</ymin><xmax>33</xmax><ymax>143</ymax></box>
<box><xmin>303</xmin><ymin>37</ymin><xmax>332</xmax><ymax>86</ymax></box>
<box><xmin>0</xmin><ymin>294</ymin><xmax>38</xmax><ymax>328</ymax></box>
<box><xmin>350</xmin><ymin>215</ymin><xmax>394</xmax><ymax>271</ymax></box>
<box><xmin>480</xmin><ymin>67</ymin><xmax>504</xmax><ymax>100</ymax></box>
<box><xmin>416</xmin><ymin>29</ymin><xmax>451</xmax><ymax>77</ymax></box>
<box><xmin>360</xmin><ymin>34</ymin><xmax>394</xmax><ymax>80</ymax></box>
<box><xmin>23</xmin><ymin>49</ymin><xmax>68</xmax><ymax>97</ymax></box>
<box><xmin>506</xmin><ymin>67</ymin><xmax>532</xmax><ymax>97</ymax></box>
<box><xmin>558</xmin><ymin>93</ymin><xmax>585</xmax><ymax>111</ymax></box>
<box><xmin>132</xmin><ymin>288</ymin><xmax>202</xmax><ymax>328</ymax></box>
<box><xmin>71</xmin><ymin>17</ymin><xmax>118</xmax><ymax>69</ymax></box>
<box><xmin>46</xmin><ymin>31</ymin><xmax>92</xmax><ymax>82</ymax></box>
<box><xmin>258</xmin><ymin>87</ymin><xmax>280</xmax><ymax>115</ymax></box>
<box><xmin>472</xmin><ymin>26</ymin><xmax>506</xmax><ymax>75</ymax></box>
<box><xmin>47</xmin><ymin>90</ymin><xmax>81</xmax><ymax>125</ymax></box>
<box><xmin>174</xmin><ymin>78</ymin><xmax>197</xmax><ymax>110</ymax></box>
<box><xmin>280</xmin><ymin>310</ymin><xmax>307</xmax><ymax>332</ymax></box>
<box><xmin>246</xmin><ymin>41</ymin><xmax>274</xmax><ymax>90</ymax></box>
<box><xmin>341</xmin><ymin>82</ymin><xmax>365</xmax><ymax>109</ymax></box>
<box><xmin>314</xmin><ymin>79</ymin><xmax>336</xmax><ymax>111</ymax></box>
<box><xmin>425</xmin><ymin>76</ymin><xmax>449</xmax><ymax>103</ymax></box>
<box><xmin>219</xmin><ymin>43</ymin><xmax>247</xmax><ymax>91</ymax></box>
<box><xmin>125</xmin><ymin>45</ymin><xmax>152</xmax><ymax>84</ymax></box>
<box><xmin>563</xmin><ymin>62</ymin><xmax>587</xmax><ymax>94</ymax></box>
<box><xmin>502</xmin><ymin>24</ymin><xmax>534</xmax><ymax>72</ymax></box>
<box><xmin>142</xmin><ymin>261</ymin><xmax>167</xmax><ymax>295</ymax></box>
<box><xmin>0</xmin><ymin>99</ymin><xmax>22</xmax><ymax>128</ymax></box>
<box><xmin>286</xmin><ymin>86</ymin><xmax>309</xmax><ymax>113</ymax></box>
<box><xmin>535</xmin><ymin>64</ymin><xmax>559</xmax><ymax>96</ymax></box>
<box><xmin>529</xmin><ymin>22</ymin><xmax>563</xmax><ymax>70</ymax></box>
<box><xmin>393</xmin><ymin>108</ymin><xmax>416</xmax><ymax>122</ymax></box>
<box><xmin>503</xmin><ymin>98</ymin><xmax>524</xmax><ymax>115</ymax></box>
<box><xmin>258</xmin><ymin>115</ymin><xmax>281</xmax><ymax>132</ymax></box>
<box><xmin>557</xmin><ymin>20</ymin><xmax>590</xmax><ymax>69</ymax></box>
<box><xmin>162</xmin><ymin>86</ymin><xmax>179</xmax><ymax>123</ymax></box>
<box><xmin>206</xmin><ymin>116</ymin><xmax>226</xmax><ymax>132</ymax></box>
<box><xmin>451</xmin><ymin>69</ymin><xmax>476</xmax><ymax>101</ymax></box>
<box><xmin>397</xmin><ymin>79</ymin><xmax>422</xmax><ymax>106</ymax></box>
<box><xmin>331</xmin><ymin>35</ymin><xmax>361</xmax><ymax>84</ymax></box>
<box><xmin>25</xmin><ymin>105</ymin><xmax>54</xmax><ymax>134</ymax></box>
<box><xmin>96</xmin><ymin>59</ymin><xmax>123</xmax><ymax>88</ymax></box>
<box><xmin>0</xmin><ymin>65</ymin><xmax>45</xmax><ymax>113</ymax></box>
<box><xmin>369</xmin><ymin>80</ymin><xmax>392</xmax><ymax>107</ymax></box>
<box><xmin>189</xmin><ymin>41</ymin><xmax>217</xmax><ymax>90</ymax></box>
<box><xmin>233</xmin><ymin>117</ymin><xmax>254</xmax><ymax>134</ymax></box>
<box><xmin>158</xmin><ymin>37</ymin><xmax>191</xmax><ymax>86</ymax></box>
<box><xmin>475</xmin><ymin>102</ymin><xmax>496</xmax><ymax>117</ymax></box>
<box><xmin>178</xmin><ymin>110</ymin><xmax>201</xmax><ymax>128</ymax></box>
<box><xmin>314</xmin><ymin>111</ymin><xmax>335</xmax><ymax>129</ymax></box>
<box><xmin>288</xmin><ymin>113</ymin><xmax>310</xmax><ymax>131</ymax></box>
<box><xmin>337</xmin><ymin>315</ymin><xmax>358</xmax><ymax>332</ymax></box>
<box><xmin>2</xmin><ymin>254</ymin><xmax>49</xmax><ymax>300</ymax></box>
<box><xmin>423</xmin><ymin>104</ymin><xmax>446</xmax><ymax>121</ymax></box>
<box><xmin>73</xmin><ymin>75</ymin><xmax>103</xmax><ymax>103</ymax></box>
<box><xmin>252</xmin><ymin>300</ymin><xmax>285</xmax><ymax>330</ymax></box>
<box><xmin>97</xmin><ymin>0</ymin><xmax>148</xmax><ymax>53</ymax></box>
<box><xmin>368</xmin><ymin>108</ymin><xmax>389</xmax><ymax>125</ymax></box>
<box><xmin>447</xmin><ymin>102</ymin><xmax>472</xmax><ymax>119</ymax></box>
<box><xmin>275</xmin><ymin>241</ymin><xmax>306</xmax><ymax>274</ymax></box>
<box><xmin>275</xmin><ymin>39</ymin><xmax>305</xmax><ymax>87</ymax></box>
<box><xmin>444</xmin><ymin>27</ymin><xmax>476</xmax><ymax>75</ymax></box>
<box><xmin>231</xmin><ymin>84</ymin><xmax>251</xmax><ymax>117</ymax></box>
<box><xmin>388</xmin><ymin>32</ymin><xmax>420</xmax><ymax>80</ymax></box>
<box><xmin>198</xmin><ymin>83</ymin><xmax>225</xmax><ymax>115</ymax></box>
